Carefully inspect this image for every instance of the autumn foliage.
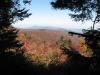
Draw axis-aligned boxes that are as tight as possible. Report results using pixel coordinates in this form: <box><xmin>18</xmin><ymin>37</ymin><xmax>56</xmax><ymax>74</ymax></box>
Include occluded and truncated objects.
<box><xmin>17</xmin><ymin>29</ymin><xmax>84</xmax><ymax>66</ymax></box>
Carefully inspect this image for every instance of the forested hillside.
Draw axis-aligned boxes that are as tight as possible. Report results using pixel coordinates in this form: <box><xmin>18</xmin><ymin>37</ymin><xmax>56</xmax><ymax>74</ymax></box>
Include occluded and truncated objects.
<box><xmin>17</xmin><ymin>29</ymin><xmax>85</xmax><ymax>66</ymax></box>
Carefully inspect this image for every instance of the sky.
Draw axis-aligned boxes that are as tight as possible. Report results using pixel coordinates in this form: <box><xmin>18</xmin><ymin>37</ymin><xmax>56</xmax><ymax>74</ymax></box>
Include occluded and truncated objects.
<box><xmin>13</xmin><ymin>0</ymin><xmax>96</xmax><ymax>29</ymax></box>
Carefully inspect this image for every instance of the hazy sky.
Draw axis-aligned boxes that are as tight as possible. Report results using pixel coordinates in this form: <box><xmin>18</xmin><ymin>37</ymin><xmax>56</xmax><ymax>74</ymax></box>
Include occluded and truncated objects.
<box><xmin>13</xmin><ymin>0</ymin><xmax>95</xmax><ymax>29</ymax></box>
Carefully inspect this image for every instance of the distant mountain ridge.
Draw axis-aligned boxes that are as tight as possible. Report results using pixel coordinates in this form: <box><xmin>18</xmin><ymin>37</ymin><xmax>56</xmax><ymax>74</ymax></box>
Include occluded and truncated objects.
<box><xmin>27</xmin><ymin>25</ymin><xmax>83</xmax><ymax>33</ymax></box>
<box><xmin>28</xmin><ymin>25</ymin><xmax>67</xmax><ymax>31</ymax></box>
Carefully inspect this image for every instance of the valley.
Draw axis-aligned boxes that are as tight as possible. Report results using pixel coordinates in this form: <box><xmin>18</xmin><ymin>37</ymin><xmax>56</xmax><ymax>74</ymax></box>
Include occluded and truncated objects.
<box><xmin>18</xmin><ymin>29</ymin><xmax>84</xmax><ymax>66</ymax></box>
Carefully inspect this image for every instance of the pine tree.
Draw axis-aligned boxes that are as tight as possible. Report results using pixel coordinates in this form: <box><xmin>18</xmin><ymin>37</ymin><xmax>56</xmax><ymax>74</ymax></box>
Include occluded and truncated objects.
<box><xmin>51</xmin><ymin>0</ymin><xmax>100</xmax><ymax>25</ymax></box>
<box><xmin>0</xmin><ymin>0</ymin><xmax>31</xmax><ymax>54</ymax></box>
<box><xmin>51</xmin><ymin>0</ymin><xmax>100</xmax><ymax>74</ymax></box>
<box><xmin>0</xmin><ymin>0</ymin><xmax>33</xmax><ymax>74</ymax></box>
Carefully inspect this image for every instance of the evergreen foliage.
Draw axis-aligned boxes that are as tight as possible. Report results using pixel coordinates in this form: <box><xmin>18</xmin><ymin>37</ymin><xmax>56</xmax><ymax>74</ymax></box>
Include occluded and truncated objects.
<box><xmin>51</xmin><ymin>0</ymin><xmax>100</xmax><ymax>74</ymax></box>
<box><xmin>0</xmin><ymin>0</ymin><xmax>32</xmax><ymax>74</ymax></box>
<box><xmin>0</xmin><ymin>0</ymin><xmax>31</xmax><ymax>53</ymax></box>
<box><xmin>51</xmin><ymin>0</ymin><xmax>100</xmax><ymax>25</ymax></box>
